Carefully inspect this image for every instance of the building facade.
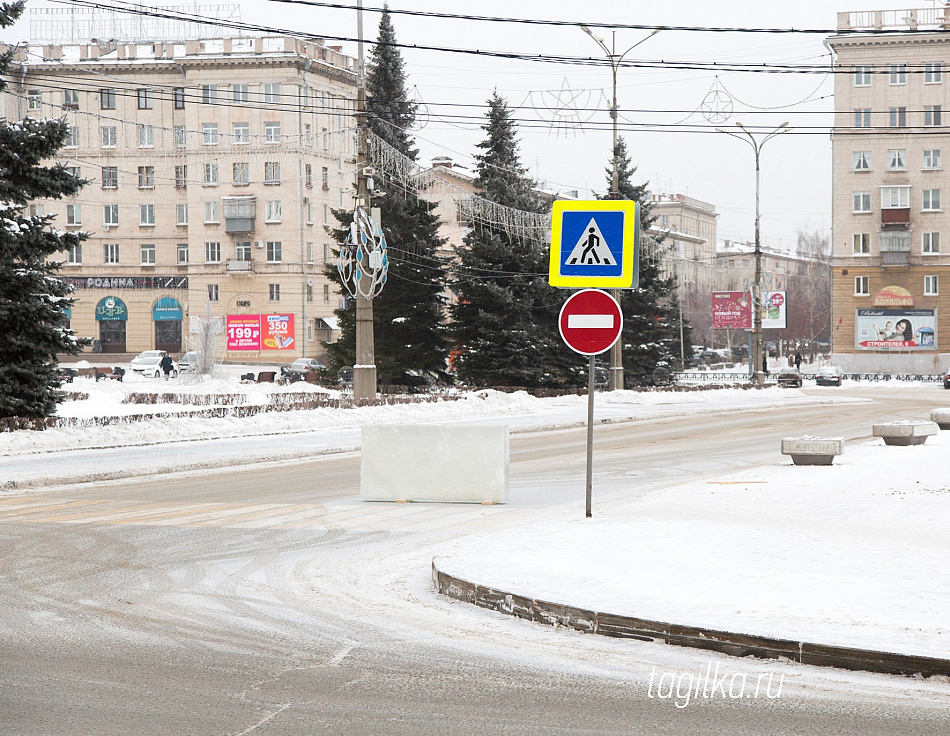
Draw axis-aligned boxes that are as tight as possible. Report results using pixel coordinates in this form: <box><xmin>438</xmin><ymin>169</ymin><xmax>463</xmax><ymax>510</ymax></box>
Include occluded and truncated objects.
<box><xmin>829</xmin><ymin>8</ymin><xmax>950</xmax><ymax>372</ymax></box>
<box><xmin>2</xmin><ymin>36</ymin><xmax>357</xmax><ymax>362</ymax></box>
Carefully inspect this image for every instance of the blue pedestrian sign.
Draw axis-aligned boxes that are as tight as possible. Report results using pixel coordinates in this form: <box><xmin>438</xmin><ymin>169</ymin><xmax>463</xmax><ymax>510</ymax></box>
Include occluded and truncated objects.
<box><xmin>549</xmin><ymin>200</ymin><xmax>639</xmax><ymax>288</ymax></box>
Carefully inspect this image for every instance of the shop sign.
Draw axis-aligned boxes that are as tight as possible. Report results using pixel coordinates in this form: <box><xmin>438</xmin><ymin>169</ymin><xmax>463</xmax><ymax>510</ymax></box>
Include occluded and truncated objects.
<box><xmin>95</xmin><ymin>296</ymin><xmax>128</xmax><ymax>321</ymax></box>
<box><xmin>226</xmin><ymin>314</ymin><xmax>296</xmax><ymax>350</ymax></box>
<box><xmin>873</xmin><ymin>285</ymin><xmax>914</xmax><ymax>307</ymax></box>
<box><xmin>152</xmin><ymin>296</ymin><xmax>183</xmax><ymax>321</ymax></box>
<box><xmin>64</xmin><ymin>276</ymin><xmax>188</xmax><ymax>290</ymax></box>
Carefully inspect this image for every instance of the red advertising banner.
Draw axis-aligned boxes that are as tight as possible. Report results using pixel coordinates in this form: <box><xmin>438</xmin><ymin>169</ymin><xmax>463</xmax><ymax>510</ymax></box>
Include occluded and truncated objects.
<box><xmin>262</xmin><ymin>314</ymin><xmax>295</xmax><ymax>350</ymax></box>
<box><xmin>712</xmin><ymin>292</ymin><xmax>752</xmax><ymax>329</ymax></box>
<box><xmin>226</xmin><ymin>314</ymin><xmax>262</xmax><ymax>350</ymax></box>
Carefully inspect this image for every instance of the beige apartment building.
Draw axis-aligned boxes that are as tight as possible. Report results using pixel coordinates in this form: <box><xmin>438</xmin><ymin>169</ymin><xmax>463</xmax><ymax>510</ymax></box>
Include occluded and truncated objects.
<box><xmin>829</xmin><ymin>8</ymin><xmax>950</xmax><ymax>372</ymax></box>
<box><xmin>2</xmin><ymin>35</ymin><xmax>357</xmax><ymax>362</ymax></box>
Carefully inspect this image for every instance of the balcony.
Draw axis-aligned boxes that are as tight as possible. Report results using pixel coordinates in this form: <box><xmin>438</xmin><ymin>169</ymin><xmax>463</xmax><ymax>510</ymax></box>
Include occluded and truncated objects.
<box><xmin>222</xmin><ymin>196</ymin><xmax>256</xmax><ymax>234</ymax></box>
<box><xmin>879</xmin><ymin>234</ymin><xmax>911</xmax><ymax>267</ymax></box>
<box><xmin>226</xmin><ymin>259</ymin><xmax>254</xmax><ymax>274</ymax></box>
<box><xmin>881</xmin><ymin>208</ymin><xmax>910</xmax><ymax>226</ymax></box>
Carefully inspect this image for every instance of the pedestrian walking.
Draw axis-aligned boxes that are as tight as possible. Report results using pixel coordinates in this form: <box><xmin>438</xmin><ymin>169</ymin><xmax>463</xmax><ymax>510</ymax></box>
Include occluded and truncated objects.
<box><xmin>160</xmin><ymin>353</ymin><xmax>175</xmax><ymax>381</ymax></box>
<box><xmin>794</xmin><ymin>352</ymin><xmax>802</xmax><ymax>370</ymax></box>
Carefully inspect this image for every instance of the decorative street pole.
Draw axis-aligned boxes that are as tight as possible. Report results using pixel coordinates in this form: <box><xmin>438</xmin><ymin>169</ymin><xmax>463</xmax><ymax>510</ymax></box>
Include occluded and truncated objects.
<box><xmin>714</xmin><ymin>122</ymin><xmax>789</xmax><ymax>386</ymax></box>
<box><xmin>581</xmin><ymin>25</ymin><xmax>658</xmax><ymax>391</ymax></box>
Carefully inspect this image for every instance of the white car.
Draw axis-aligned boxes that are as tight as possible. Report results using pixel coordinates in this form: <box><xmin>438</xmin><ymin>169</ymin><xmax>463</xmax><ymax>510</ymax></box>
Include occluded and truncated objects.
<box><xmin>129</xmin><ymin>355</ymin><xmax>177</xmax><ymax>379</ymax></box>
<box><xmin>288</xmin><ymin>358</ymin><xmax>324</xmax><ymax>374</ymax></box>
<box><xmin>178</xmin><ymin>351</ymin><xmax>198</xmax><ymax>373</ymax></box>
<box><xmin>130</xmin><ymin>350</ymin><xmax>167</xmax><ymax>371</ymax></box>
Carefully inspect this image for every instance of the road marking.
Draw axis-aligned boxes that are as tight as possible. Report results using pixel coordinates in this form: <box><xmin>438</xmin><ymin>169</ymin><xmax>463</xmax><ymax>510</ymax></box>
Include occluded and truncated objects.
<box><xmin>328</xmin><ymin>645</ymin><xmax>354</xmax><ymax>666</ymax></box>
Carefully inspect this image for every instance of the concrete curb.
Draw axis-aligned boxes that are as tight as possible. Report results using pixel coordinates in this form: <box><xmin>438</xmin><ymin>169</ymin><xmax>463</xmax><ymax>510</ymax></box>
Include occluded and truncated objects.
<box><xmin>432</xmin><ymin>562</ymin><xmax>950</xmax><ymax>678</ymax></box>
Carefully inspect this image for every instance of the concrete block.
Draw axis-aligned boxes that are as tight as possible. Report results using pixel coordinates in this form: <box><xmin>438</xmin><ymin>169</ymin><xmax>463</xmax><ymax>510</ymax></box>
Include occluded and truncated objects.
<box><xmin>872</xmin><ymin>421</ymin><xmax>939</xmax><ymax>446</ymax></box>
<box><xmin>781</xmin><ymin>437</ymin><xmax>845</xmax><ymax>466</ymax></box>
<box><xmin>930</xmin><ymin>408</ymin><xmax>950</xmax><ymax>430</ymax></box>
<box><xmin>361</xmin><ymin>424</ymin><xmax>509</xmax><ymax>503</ymax></box>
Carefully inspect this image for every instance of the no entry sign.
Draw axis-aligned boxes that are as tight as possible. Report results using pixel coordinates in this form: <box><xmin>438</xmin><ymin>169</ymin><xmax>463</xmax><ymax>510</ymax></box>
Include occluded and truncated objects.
<box><xmin>558</xmin><ymin>289</ymin><xmax>623</xmax><ymax>356</ymax></box>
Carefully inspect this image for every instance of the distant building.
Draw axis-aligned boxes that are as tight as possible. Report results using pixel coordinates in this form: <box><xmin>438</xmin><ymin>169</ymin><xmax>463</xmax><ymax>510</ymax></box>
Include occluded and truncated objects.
<box><xmin>2</xmin><ymin>36</ymin><xmax>357</xmax><ymax>361</ymax></box>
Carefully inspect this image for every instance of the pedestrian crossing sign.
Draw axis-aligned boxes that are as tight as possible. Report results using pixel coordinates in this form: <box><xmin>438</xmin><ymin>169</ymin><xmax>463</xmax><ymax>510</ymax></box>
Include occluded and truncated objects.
<box><xmin>548</xmin><ymin>200</ymin><xmax>639</xmax><ymax>288</ymax></box>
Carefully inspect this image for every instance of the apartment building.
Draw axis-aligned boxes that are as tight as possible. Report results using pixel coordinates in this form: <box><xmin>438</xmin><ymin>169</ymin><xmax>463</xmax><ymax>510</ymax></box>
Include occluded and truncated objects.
<box><xmin>2</xmin><ymin>35</ymin><xmax>357</xmax><ymax>362</ymax></box>
<box><xmin>829</xmin><ymin>7</ymin><xmax>950</xmax><ymax>372</ymax></box>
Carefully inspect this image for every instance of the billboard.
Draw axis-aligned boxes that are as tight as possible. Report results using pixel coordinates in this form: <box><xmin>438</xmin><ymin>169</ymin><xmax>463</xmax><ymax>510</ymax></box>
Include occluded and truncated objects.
<box><xmin>711</xmin><ymin>291</ymin><xmax>787</xmax><ymax>330</ymax></box>
<box><xmin>226</xmin><ymin>314</ymin><xmax>295</xmax><ymax>351</ymax></box>
<box><xmin>855</xmin><ymin>309</ymin><xmax>937</xmax><ymax>351</ymax></box>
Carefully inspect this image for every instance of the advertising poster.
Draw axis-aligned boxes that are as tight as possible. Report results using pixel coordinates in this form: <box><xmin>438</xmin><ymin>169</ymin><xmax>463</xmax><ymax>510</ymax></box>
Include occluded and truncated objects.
<box><xmin>262</xmin><ymin>314</ymin><xmax>295</xmax><ymax>350</ymax></box>
<box><xmin>226</xmin><ymin>314</ymin><xmax>262</xmax><ymax>350</ymax></box>
<box><xmin>712</xmin><ymin>291</ymin><xmax>787</xmax><ymax>329</ymax></box>
<box><xmin>855</xmin><ymin>309</ymin><xmax>937</xmax><ymax>351</ymax></box>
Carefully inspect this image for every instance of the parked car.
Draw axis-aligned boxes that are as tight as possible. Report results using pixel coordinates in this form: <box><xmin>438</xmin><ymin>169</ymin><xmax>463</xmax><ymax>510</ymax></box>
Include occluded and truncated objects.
<box><xmin>178</xmin><ymin>351</ymin><xmax>198</xmax><ymax>373</ymax></box>
<box><xmin>130</xmin><ymin>350</ymin><xmax>166</xmax><ymax>371</ymax></box>
<box><xmin>815</xmin><ymin>366</ymin><xmax>843</xmax><ymax>387</ymax></box>
<box><xmin>776</xmin><ymin>366</ymin><xmax>803</xmax><ymax>388</ymax></box>
<box><xmin>129</xmin><ymin>355</ymin><xmax>177</xmax><ymax>379</ymax></box>
<box><xmin>945</xmin><ymin>369</ymin><xmax>950</xmax><ymax>389</ymax></box>
<box><xmin>287</xmin><ymin>358</ymin><xmax>324</xmax><ymax>375</ymax></box>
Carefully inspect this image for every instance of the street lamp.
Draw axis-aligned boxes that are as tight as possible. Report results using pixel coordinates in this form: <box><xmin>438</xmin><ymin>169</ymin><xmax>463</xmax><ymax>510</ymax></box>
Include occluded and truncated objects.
<box><xmin>581</xmin><ymin>25</ymin><xmax>658</xmax><ymax>390</ymax></box>
<box><xmin>714</xmin><ymin>122</ymin><xmax>790</xmax><ymax>386</ymax></box>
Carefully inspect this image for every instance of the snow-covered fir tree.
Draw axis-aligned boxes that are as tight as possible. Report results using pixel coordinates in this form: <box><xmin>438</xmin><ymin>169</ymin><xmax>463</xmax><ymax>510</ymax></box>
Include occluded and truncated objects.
<box><xmin>0</xmin><ymin>0</ymin><xmax>88</xmax><ymax>418</ymax></box>
<box><xmin>603</xmin><ymin>136</ymin><xmax>691</xmax><ymax>384</ymax></box>
<box><xmin>451</xmin><ymin>92</ymin><xmax>585</xmax><ymax>389</ymax></box>
<box><xmin>323</xmin><ymin>7</ymin><xmax>449</xmax><ymax>387</ymax></box>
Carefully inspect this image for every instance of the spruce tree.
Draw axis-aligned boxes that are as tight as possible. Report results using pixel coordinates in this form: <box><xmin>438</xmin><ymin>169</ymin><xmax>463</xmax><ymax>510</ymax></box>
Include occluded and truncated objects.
<box><xmin>451</xmin><ymin>92</ymin><xmax>584</xmax><ymax>389</ymax></box>
<box><xmin>604</xmin><ymin>136</ymin><xmax>690</xmax><ymax>384</ymax></box>
<box><xmin>323</xmin><ymin>7</ymin><xmax>449</xmax><ymax>387</ymax></box>
<box><xmin>0</xmin><ymin>0</ymin><xmax>88</xmax><ymax>418</ymax></box>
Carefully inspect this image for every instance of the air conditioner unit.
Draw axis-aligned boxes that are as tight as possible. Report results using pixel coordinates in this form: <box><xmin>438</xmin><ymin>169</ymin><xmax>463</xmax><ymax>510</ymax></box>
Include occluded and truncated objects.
<box><xmin>103</xmin><ymin>223</ymin><xmax>113</xmax><ymax>230</ymax></box>
<box><xmin>255</xmin><ymin>240</ymin><xmax>264</xmax><ymax>249</ymax></box>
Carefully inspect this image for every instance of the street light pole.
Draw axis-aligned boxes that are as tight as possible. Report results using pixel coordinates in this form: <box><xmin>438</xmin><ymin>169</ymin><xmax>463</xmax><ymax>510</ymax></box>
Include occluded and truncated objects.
<box><xmin>714</xmin><ymin>122</ymin><xmax>789</xmax><ymax>386</ymax></box>
<box><xmin>581</xmin><ymin>26</ymin><xmax>658</xmax><ymax>391</ymax></box>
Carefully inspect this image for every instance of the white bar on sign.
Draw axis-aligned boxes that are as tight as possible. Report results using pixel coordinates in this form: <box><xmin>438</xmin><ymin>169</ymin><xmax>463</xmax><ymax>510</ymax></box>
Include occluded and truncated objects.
<box><xmin>568</xmin><ymin>314</ymin><xmax>614</xmax><ymax>329</ymax></box>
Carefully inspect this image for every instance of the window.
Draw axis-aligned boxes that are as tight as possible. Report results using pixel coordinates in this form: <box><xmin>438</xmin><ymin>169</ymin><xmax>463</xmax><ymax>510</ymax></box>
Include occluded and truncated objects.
<box><xmin>235</xmin><ymin>242</ymin><xmax>252</xmax><ymax>261</ymax></box>
<box><xmin>62</xmin><ymin>89</ymin><xmax>78</xmax><ymax>109</ymax></box>
<box><xmin>322</xmin><ymin>166</ymin><xmax>329</xmax><ymax>189</ymax></box>
<box><xmin>923</xmin><ymin>232</ymin><xmax>940</xmax><ymax>254</ymax></box>
<box><xmin>66</xmin><ymin>243</ymin><xmax>82</xmax><ymax>264</ymax></box>
<box><xmin>925</xmin><ymin>105</ymin><xmax>942</xmax><ymax>126</ymax></box>
<box><xmin>65</xmin><ymin>166</ymin><xmax>81</xmax><ymax>180</ymax></box>
<box><xmin>175</xmin><ymin>165</ymin><xmax>187</xmax><ymax>188</ymax></box>
<box><xmin>101</xmin><ymin>126</ymin><xmax>117</xmax><ymax>147</ymax></box>
<box><xmin>889</xmin><ymin>64</ymin><xmax>907</xmax><ymax>84</ymax></box>
<box><xmin>266</xmin><ymin>241</ymin><xmax>282</xmax><ymax>262</ymax></box>
<box><xmin>103</xmin><ymin>204</ymin><xmax>119</xmax><ymax>226</ymax></box>
<box><xmin>137</xmin><ymin>88</ymin><xmax>153</xmax><ymax>109</ymax></box>
<box><xmin>27</xmin><ymin>89</ymin><xmax>41</xmax><ymax>110</ymax></box>
<box><xmin>101</xmin><ymin>166</ymin><xmax>118</xmax><ymax>189</ymax></box>
<box><xmin>201</xmin><ymin>84</ymin><xmax>218</xmax><ymax>105</ymax></box>
<box><xmin>853</xmin><ymin>191</ymin><xmax>871</xmax><ymax>212</ymax></box>
<box><xmin>269</xmin><ymin>283</ymin><xmax>280</xmax><ymax>301</ymax></box>
<box><xmin>323</xmin><ymin>243</ymin><xmax>329</xmax><ymax>261</ymax></box>
<box><xmin>306</xmin><ymin>242</ymin><xmax>314</xmax><ymax>262</ymax></box>
<box><xmin>265</xmin><ymin>200</ymin><xmax>282</xmax><ymax>222</ymax></box>
<box><xmin>138</xmin><ymin>166</ymin><xmax>154</xmax><ymax>188</ymax></box>
<box><xmin>65</xmin><ymin>126</ymin><xmax>79</xmax><ymax>148</ymax></box>
<box><xmin>140</xmin><ymin>243</ymin><xmax>156</xmax><ymax>264</ymax></box>
<box><xmin>321</xmin><ymin>127</ymin><xmax>328</xmax><ymax>149</ymax></box>
<box><xmin>66</xmin><ymin>204</ymin><xmax>81</xmax><ymax>225</ymax></box>
<box><xmin>208</xmin><ymin>284</ymin><xmax>219</xmax><ymax>302</ymax></box>
<box><xmin>887</xmin><ymin>149</ymin><xmax>906</xmax><ymax>170</ymax></box>
<box><xmin>204</xmin><ymin>201</ymin><xmax>219</xmax><ymax>223</ymax></box>
<box><xmin>304</xmin><ymin>197</ymin><xmax>312</xmax><ymax>224</ymax></box>
<box><xmin>203</xmin><ymin>123</ymin><xmax>218</xmax><ymax>145</ymax></box>
<box><xmin>174</xmin><ymin>87</ymin><xmax>185</xmax><ymax>109</ymax></box>
<box><xmin>232</xmin><ymin>83</ymin><xmax>248</xmax><ymax>103</ymax></box>
<box><xmin>104</xmin><ymin>243</ymin><xmax>119</xmax><ymax>264</ymax></box>
<box><xmin>264</xmin><ymin>161</ymin><xmax>280</xmax><ymax>184</ymax></box>
<box><xmin>853</xmin><ymin>151</ymin><xmax>870</xmax><ymax>171</ymax></box>
<box><xmin>854</xmin><ymin>108</ymin><xmax>871</xmax><ymax>128</ymax></box>
<box><xmin>323</xmin><ymin>284</ymin><xmax>329</xmax><ymax>302</ymax></box>
<box><xmin>323</xmin><ymin>204</ymin><xmax>329</xmax><ymax>224</ymax></box>
<box><xmin>854</xmin><ymin>276</ymin><xmax>869</xmax><ymax>296</ymax></box>
<box><xmin>175</xmin><ymin>126</ymin><xmax>186</xmax><ymax>147</ymax></box>
<box><xmin>233</xmin><ymin>162</ymin><xmax>249</xmax><ymax>185</ymax></box>
<box><xmin>304</xmin><ymin>123</ymin><xmax>312</xmax><ymax>144</ymax></box>
<box><xmin>264</xmin><ymin>121</ymin><xmax>281</xmax><ymax>143</ymax></box>
<box><xmin>203</xmin><ymin>163</ymin><xmax>219</xmax><ymax>185</ymax></box>
<box><xmin>889</xmin><ymin>107</ymin><xmax>907</xmax><ymax>127</ymax></box>
<box><xmin>853</xmin><ymin>233</ymin><xmax>869</xmax><ymax>254</ymax></box>
<box><xmin>205</xmin><ymin>241</ymin><xmax>221</xmax><ymax>263</ymax></box>
<box><xmin>924</xmin><ymin>149</ymin><xmax>941</xmax><ymax>169</ymax></box>
<box><xmin>923</xmin><ymin>189</ymin><xmax>941</xmax><ymax>211</ymax></box>
<box><xmin>305</xmin><ymin>163</ymin><xmax>313</xmax><ymax>187</ymax></box>
<box><xmin>177</xmin><ymin>243</ymin><xmax>189</xmax><ymax>264</ymax></box>
<box><xmin>925</xmin><ymin>275</ymin><xmax>939</xmax><ymax>295</ymax></box>
<box><xmin>881</xmin><ymin>186</ymin><xmax>909</xmax><ymax>208</ymax></box>
<box><xmin>233</xmin><ymin>122</ymin><xmax>249</xmax><ymax>144</ymax></box>
<box><xmin>854</xmin><ymin>65</ymin><xmax>871</xmax><ymax>86</ymax></box>
<box><xmin>138</xmin><ymin>124</ymin><xmax>154</xmax><ymax>148</ymax></box>
<box><xmin>925</xmin><ymin>62</ymin><xmax>942</xmax><ymax>84</ymax></box>
<box><xmin>301</xmin><ymin>86</ymin><xmax>310</xmax><ymax>108</ymax></box>
<box><xmin>263</xmin><ymin>83</ymin><xmax>280</xmax><ymax>103</ymax></box>
<box><xmin>177</xmin><ymin>203</ymin><xmax>188</xmax><ymax>225</ymax></box>
<box><xmin>140</xmin><ymin>204</ymin><xmax>155</xmax><ymax>225</ymax></box>
<box><xmin>306</xmin><ymin>283</ymin><xmax>313</xmax><ymax>303</ymax></box>
<box><xmin>100</xmin><ymin>88</ymin><xmax>116</xmax><ymax>109</ymax></box>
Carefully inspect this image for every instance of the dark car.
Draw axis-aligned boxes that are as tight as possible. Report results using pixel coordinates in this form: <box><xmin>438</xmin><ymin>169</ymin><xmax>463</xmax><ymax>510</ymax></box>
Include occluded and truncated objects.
<box><xmin>815</xmin><ymin>366</ymin><xmax>843</xmax><ymax>387</ymax></box>
<box><xmin>945</xmin><ymin>369</ymin><xmax>950</xmax><ymax>389</ymax></box>
<box><xmin>776</xmin><ymin>366</ymin><xmax>803</xmax><ymax>388</ymax></box>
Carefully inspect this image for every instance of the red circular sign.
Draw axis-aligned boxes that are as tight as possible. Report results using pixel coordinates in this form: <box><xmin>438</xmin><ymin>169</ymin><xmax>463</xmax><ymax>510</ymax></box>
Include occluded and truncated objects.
<box><xmin>559</xmin><ymin>289</ymin><xmax>623</xmax><ymax>355</ymax></box>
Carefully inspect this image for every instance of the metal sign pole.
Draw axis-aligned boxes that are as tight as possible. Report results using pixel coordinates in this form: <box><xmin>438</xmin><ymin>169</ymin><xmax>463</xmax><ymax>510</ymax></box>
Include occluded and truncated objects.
<box><xmin>586</xmin><ymin>354</ymin><xmax>595</xmax><ymax>518</ymax></box>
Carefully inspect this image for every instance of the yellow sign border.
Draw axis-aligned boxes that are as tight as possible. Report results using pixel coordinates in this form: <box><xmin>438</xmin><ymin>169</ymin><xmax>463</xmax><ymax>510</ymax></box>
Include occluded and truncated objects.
<box><xmin>548</xmin><ymin>199</ymin><xmax>639</xmax><ymax>288</ymax></box>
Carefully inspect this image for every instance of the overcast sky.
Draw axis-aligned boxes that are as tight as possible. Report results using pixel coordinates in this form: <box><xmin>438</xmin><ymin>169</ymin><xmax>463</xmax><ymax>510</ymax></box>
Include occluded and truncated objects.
<box><xmin>8</xmin><ymin>1</ymin><xmax>939</xmax><ymax>251</ymax></box>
